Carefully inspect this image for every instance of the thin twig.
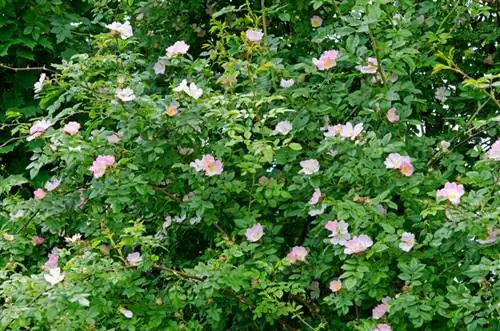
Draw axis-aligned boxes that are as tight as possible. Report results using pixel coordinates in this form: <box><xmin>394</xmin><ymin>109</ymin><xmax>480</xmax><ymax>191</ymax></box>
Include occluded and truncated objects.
<box><xmin>155</xmin><ymin>264</ymin><xmax>206</xmax><ymax>282</ymax></box>
<box><xmin>0</xmin><ymin>135</ymin><xmax>27</xmax><ymax>148</ymax></box>
<box><xmin>150</xmin><ymin>185</ymin><xmax>182</xmax><ymax>203</ymax></box>
<box><xmin>0</xmin><ymin>63</ymin><xmax>54</xmax><ymax>73</ymax></box>
<box><xmin>261</xmin><ymin>0</ymin><xmax>268</xmax><ymax>36</ymax></box>
<box><xmin>289</xmin><ymin>294</ymin><xmax>322</xmax><ymax>319</ymax></box>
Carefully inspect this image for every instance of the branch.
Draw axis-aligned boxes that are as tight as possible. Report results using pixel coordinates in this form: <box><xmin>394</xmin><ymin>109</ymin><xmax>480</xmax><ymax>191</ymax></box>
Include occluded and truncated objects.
<box><xmin>0</xmin><ymin>63</ymin><xmax>55</xmax><ymax>73</ymax></box>
<box><xmin>150</xmin><ymin>185</ymin><xmax>183</xmax><ymax>203</ymax></box>
<box><xmin>289</xmin><ymin>294</ymin><xmax>322</xmax><ymax>319</ymax></box>
<box><xmin>154</xmin><ymin>265</ymin><xmax>206</xmax><ymax>282</ymax></box>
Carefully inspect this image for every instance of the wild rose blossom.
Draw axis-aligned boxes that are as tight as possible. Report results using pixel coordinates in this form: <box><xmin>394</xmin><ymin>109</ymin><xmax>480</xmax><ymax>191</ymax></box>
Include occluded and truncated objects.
<box><xmin>323</xmin><ymin>124</ymin><xmax>343</xmax><ymax>138</ymax></box>
<box><xmin>3</xmin><ymin>233</ymin><xmax>14</xmax><ymax>241</ymax></box>
<box><xmin>399</xmin><ymin>232</ymin><xmax>416</xmax><ymax>252</ymax></box>
<box><xmin>43</xmin><ymin>254</ymin><xmax>58</xmax><ymax>270</ymax></box>
<box><xmin>485</xmin><ymin>139</ymin><xmax>500</xmax><ymax>160</ymax></box>
<box><xmin>127</xmin><ymin>252</ymin><xmax>142</xmax><ymax>266</ymax></box>
<box><xmin>340</xmin><ymin>122</ymin><xmax>363</xmax><ymax>140</ymax></box>
<box><xmin>313</xmin><ymin>50</ymin><xmax>339</xmax><ymax>70</ymax></box>
<box><xmin>44</xmin><ymin>267</ymin><xmax>65</xmax><ymax>286</ymax></box>
<box><xmin>153</xmin><ymin>59</ymin><xmax>166</xmax><ymax>75</ymax></box>
<box><xmin>325</xmin><ymin>220</ymin><xmax>351</xmax><ymax>245</ymax></box>
<box><xmin>27</xmin><ymin>119</ymin><xmax>51</xmax><ymax>141</ymax></box>
<box><xmin>165</xmin><ymin>102</ymin><xmax>179</xmax><ymax>116</ymax></box>
<box><xmin>299</xmin><ymin>159</ymin><xmax>320</xmax><ymax>175</ymax></box>
<box><xmin>273</xmin><ymin>121</ymin><xmax>292</xmax><ymax>135</ymax></box>
<box><xmin>436</xmin><ymin>182</ymin><xmax>465</xmax><ymax>205</ymax></box>
<box><xmin>89</xmin><ymin>155</ymin><xmax>115</xmax><ymax>178</ymax></box>
<box><xmin>374</xmin><ymin>324</ymin><xmax>392</xmax><ymax>331</ymax></box>
<box><xmin>190</xmin><ymin>154</ymin><xmax>223</xmax><ymax>176</ymax></box>
<box><xmin>33</xmin><ymin>236</ymin><xmax>45</xmax><ymax>245</ymax></box>
<box><xmin>62</xmin><ymin>121</ymin><xmax>80</xmax><ymax>135</ymax></box>
<box><xmin>287</xmin><ymin>246</ymin><xmax>308</xmax><ymax>264</ymax></box>
<box><xmin>386</xmin><ymin>107</ymin><xmax>400</xmax><ymax>123</ymax></box>
<box><xmin>115</xmin><ymin>87</ymin><xmax>136</xmax><ymax>102</ymax></box>
<box><xmin>173</xmin><ymin>79</ymin><xmax>203</xmax><ymax>99</ymax></box>
<box><xmin>344</xmin><ymin>235</ymin><xmax>373</xmax><ymax>254</ymax></box>
<box><xmin>280</xmin><ymin>78</ymin><xmax>295</xmax><ymax>88</ymax></box>
<box><xmin>309</xmin><ymin>204</ymin><xmax>326</xmax><ymax>217</ymax></box>
<box><xmin>245</xmin><ymin>29</ymin><xmax>264</xmax><ymax>42</ymax></box>
<box><xmin>34</xmin><ymin>73</ymin><xmax>47</xmax><ymax>94</ymax></box>
<box><xmin>311</xmin><ymin>15</ymin><xmax>323</xmax><ymax>27</ymax></box>
<box><xmin>329</xmin><ymin>280</ymin><xmax>342</xmax><ymax>293</ymax></box>
<box><xmin>34</xmin><ymin>188</ymin><xmax>46</xmax><ymax>200</ymax></box>
<box><xmin>105</xmin><ymin>21</ymin><xmax>133</xmax><ymax>39</ymax></box>
<box><xmin>166</xmin><ymin>41</ymin><xmax>190</xmax><ymax>57</ymax></box>
<box><xmin>384</xmin><ymin>153</ymin><xmax>414</xmax><ymax>176</ymax></box>
<box><xmin>107</xmin><ymin>133</ymin><xmax>121</xmax><ymax>144</ymax></box>
<box><xmin>308</xmin><ymin>188</ymin><xmax>322</xmax><ymax>205</ymax></box>
<box><xmin>44</xmin><ymin>178</ymin><xmax>61</xmax><ymax>191</ymax></box>
<box><xmin>356</xmin><ymin>57</ymin><xmax>378</xmax><ymax>74</ymax></box>
<box><xmin>372</xmin><ymin>303</ymin><xmax>390</xmax><ymax>319</ymax></box>
<box><xmin>245</xmin><ymin>223</ymin><xmax>264</xmax><ymax>242</ymax></box>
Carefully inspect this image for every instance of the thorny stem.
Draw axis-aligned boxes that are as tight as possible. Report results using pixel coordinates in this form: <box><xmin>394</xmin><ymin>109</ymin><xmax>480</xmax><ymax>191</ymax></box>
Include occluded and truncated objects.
<box><xmin>0</xmin><ymin>63</ymin><xmax>54</xmax><ymax>73</ymax></box>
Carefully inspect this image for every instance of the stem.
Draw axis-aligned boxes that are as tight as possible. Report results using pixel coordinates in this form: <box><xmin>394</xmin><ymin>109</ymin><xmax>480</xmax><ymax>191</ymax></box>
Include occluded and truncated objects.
<box><xmin>151</xmin><ymin>185</ymin><xmax>182</xmax><ymax>203</ymax></box>
<box><xmin>261</xmin><ymin>0</ymin><xmax>267</xmax><ymax>36</ymax></box>
<box><xmin>0</xmin><ymin>63</ymin><xmax>54</xmax><ymax>73</ymax></box>
<box><xmin>367</xmin><ymin>30</ymin><xmax>388</xmax><ymax>90</ymax></box>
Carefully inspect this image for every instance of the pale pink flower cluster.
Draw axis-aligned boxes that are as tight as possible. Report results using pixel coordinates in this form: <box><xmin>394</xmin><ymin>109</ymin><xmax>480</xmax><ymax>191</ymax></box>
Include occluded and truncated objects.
<box><xmin>115</xmin><ymin>87</ymin><xmax>136</xmax><ymax>102</ymax></box>
<box><xmin>384</xmin><ymin>153</ymin><xmax>414</xmax><ymax>177</ymax></box>
<box><xmin>166</xmin><ymin>41</ymin><xmax>190</xmax><ymax>57</ymax></box>
<box><xmin>63</xmin><ymin>121</ymin><xmax>80</xmax><ymax>135</ymax></box>
<box><xmin>245</xmin><ymin>29</ymin><xmax>264</xmax><ymax>43</ymax></box>
<box><xmin>485</xmin><ymin>139</ymin><xmax>500</xmax><ymax>160</ymax></box>
<box><xmin>245</xmin><ymin>223</ymin><xmax>264</xmax><ymax>242</ymax></box>
<box><xmin>372</xmin><ymin>303</ymin><xmax>390</xmax><ymax>319</ymax></box>
<box><xmin>105</xmin><ymin>21</ymin><xmax>133</xmax><ymax>39</ymax></box>
<box><xmin>356</xmin><ymin>57</ymin><xmax>378</xmax><ymax>74</ymax></box>
<box><xmin>311</xmin><ymin>15</ymin><xmax>323</xmax><ymax>27</ymax></box>
<box><xmin>190</xmin><ymin>154</ymin><xmax>223</xmax><ymax>176</ymax></box>
<box><xmin>273</xmin><ymin>121</ymin><xmax>292</xmax><ymax>135</ymax></box>
<box><xmin>325</xmin><ymin>220</ymin><xmax>351</xmax><ymax>245</ymax></box>
<box><xmin>436</xmin><ymin>182</ymin><xmax>465</xmax><ymax>205</ymax></box>
<box><xmin>374</xmin><ymin>323</ymin><xmax>392</xmax><ymax>331</ymax></box>
<box><xmin>386</xmin><ymin>107</ymin><xmax>400</xmax><ymax>123</ymax></box>
<box><xmin>308</xmin><ymin>188</ymin><xmax>322</xmax><ymax>205</ymax></box>
<box><xmin>44</xmin><ymin>178</ymin><xmax>61</xmax><ymax>191</ymax></box>
<box><xmin>89</xmin><ymin>155</ymin><xmax>115</xmax><ymax>178</ymax></box>
<box><xmin>323</xmin><ymin>122</ymin><xmax>363</xmax><ymax>141</ymax></box>
<box><xmin>344</xmin><ymin>235</ymin><xmax>373</xmax><ymax>254</ymax></box>
<box><xmin>287</xmin><ymin>246</ymin><xmax>308</xmax><ymax>264</ymax></box>
<box><xmin>299</xmin><ymin>159</ymin><xmax>320</xmax><ymax>175</ymax></box>
<box><xmin>329</xmin><ymin>279</ymin><xmax>342</xmax><ymax>293</ymax></box>
<box><xmin>399</xmin><ymin>232</ymin><xmax>416</xmax><ymax>252</ymax></box>
<box><xmin>34</xmin><ymin>188</ymin><xmax>46</xmax><ymax>200</ymax></box>
<box><xmin>27</xmin><ymin>119</ymin><xmax>51</xmax><ymax>141</ymax></box>
<box><xmin>127</xmin><ymin>252</ymin><xmax>142</xmax><ymax>267</ymax></box>
<box><xmin>313</xmin><ymin>50</ymin><xmax>339</xmax><ymax>70</ymax></box>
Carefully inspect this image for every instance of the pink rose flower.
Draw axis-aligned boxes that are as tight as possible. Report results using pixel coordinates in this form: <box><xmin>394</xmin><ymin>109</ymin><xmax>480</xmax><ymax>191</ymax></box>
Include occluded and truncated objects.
<box><xmin>245</xmin><ymin>29</ymin><xmax>264</xmax><ymax>42</ymax></box>
<box><xmin>399</xmin><ymin>159</ymin><xmax>414</xmax><ymax>177</ymax></box>
<box><xmin>299</xmin><ymin>159</ymin><xmax>320</xmax><ymax>175</ymax></box>
<box><xmin>115</xmin><ymin>87</ymin><xmax>136</xmax><ymax>102</ymax></box>
<box><xmin>372</xmin><ymin>303</ymin><xmax>390</xmax><ymax>319</ymax></box>
<box><xmin>245</xmin><ymin>223</ymin><xmax>264</xmax><ymax>242</ymax></box>
<box><xmin>399</xmin><ymin>232</ymin><xmax>416</xmax><ymax>252</ymax></box>
<box><xmin>485</xmin><ymin>139</ymin><xmax>500</xmax><ymax>160</ymax></box>
<box><xmin>287</xmin><ymin>246</ymin><xmax>308</xmax><ymax>264</ymax></box>
<box><xmin>27</xmin><ymin>120</ymin><xmax>51</xmax><ymax>141</ymax></box>
<box><xmin>44</xmin><ymin>178</ymin><xmax>61</xmax><ymax>191</ymax></box>
<box><xmin>374</xmin><ymin>323</ymin><xmax>392</xmax><ymax>331</ymax></box>
<box><xmin>436</xmin><ymin>182</ymin><xmax>465</xmax><ymax>205</ymax></box>
<box><xmin>165</xmin><ymin>102</ymin><xmax>179</xmax><ymax>117</ymax></box>
<box><xmin>344</xmin><ymin>235</ymin><xmax>373</xmax><ymax>254</ymax></box>
<box><xmin>89</xmin><ymin>155</ymin><xmax>115</xmax><ymax>178</ymax></box>
<box><xmin>107</xmin><ymin>133</ymin><xmax>121</xmax><ymax>144</ymax></box>
<box><xmin>384</xmin><ymin>153</ymin><xmax>414</xmax><ymax>176</ymax></box>
<box><xmin>62</xmin><ymin>121</ymin><xmax>80</xmax><ymax>135</ymax></box>
<box><xmin>42</xmin><ymin>254</ymin><xmax>58</xmax><ymax>270</ymax></box>
<box><xmin>308</xmin><ymin>188</ymin><xmax>322</xmax><ymax>205</ymax></box>
<box><xmin>329</xmin><ymin>280</ymin><xmax>342</xmax><ymax>293</ymax></box>
<box><xmin>127</xmin><ymin>252</ymin><xmax>142</xmax><ymax>267</ymax></box>
<box><xmin>311</xmin><ymin>15</ymin><xmax>323</xmax><ymax>27</ymax></box>
<box><xmin>356</xmin><ymin>57</ymin><xmax>378</xmax><ymax>74</ymax></box>
<box><xmin>340</xmin><ymin>122</ymin><xmax>363</xmax><ymax>140</ymax></box>
<box><xmin>313</xmin><ymin>50</ymin><xmax>339</xmax><ymax>70</ymax></box>
<box><xmin>325</xmin><ymin>220</ymin><xmax>351</xmax><ymax>245</ymax></box>
<box><xmin>273</xmin><ymin>121</ymin><xmax>293</xmax><ymax>135</ymax></box>
<box><xmin>190</xmin><ymin>154</ymin><xmax>224</xmax><ymax>176</ymax></box>
<box><xmin>33</xmin><ymin>236</ymin><xmax>45</xmax><ymax>246</ymax></box>
<box><xmin>386</xmin><ymin>107</ymin><xmax>400</xmax><ymax>123</ymax></box>
<box><xmin>323</xmin><ymin>124</ymin><xmax>343</xmax><ymax>138</ymax></box>
<box><xmin>34</xmin><ymin>188</ymin><xmax>46</xmax><ymax>200</ymax></box>
<box><xmin>105</xmin><ymin>21</ymin><xmax>133</xmax><ymax>39</ymax></box>
<box><xmin>166</xmin><ymin>41</ymin><xmax>190</xmax><ymax>57</ymax></box>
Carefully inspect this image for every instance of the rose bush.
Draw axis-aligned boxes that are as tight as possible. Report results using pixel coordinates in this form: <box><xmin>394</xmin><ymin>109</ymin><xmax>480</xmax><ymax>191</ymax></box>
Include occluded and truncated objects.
<box><xmin>1</xmin><ymin>0</ymin><xmax>499</xmax><ymax>330</ymax></box>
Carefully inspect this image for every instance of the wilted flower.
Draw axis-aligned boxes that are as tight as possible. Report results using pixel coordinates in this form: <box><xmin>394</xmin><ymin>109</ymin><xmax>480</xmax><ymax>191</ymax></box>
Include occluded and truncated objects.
<box><xmin>386</xmin><ymin>107</ymin><xmax>400</xmax><ymax>123</ymax></box>
<box><xmin>64</xmin><ymin>233</ymin><xmax>82</xmax><ymax>245</ymax></box>
<box><xmin>436</xmin><ymin>182</ymin><xmax>465</xmax><ymax>205</ymax></box>
<box><xmin>105</xmin><ymin>21</ymin><xmax>133</xmax><ymax>39</ymax></box>
<box><xmin>127</xmin><ymin>252</ymin><xmax>142</xmax><ymax>267</ymax></box>
<box><xmin>356</xmin><ymin>57</ymin><xmax>378</xmax><ymax>74</ymax></box>
<box><xmin>3</xmin><ymin>233</ymin><xmax>14</xmax><ymax>241</ymax></box>
<box><xmin>44</xmin><ymin>267</ymin><xmax>65</xmax><ymax>286</ymax></box>
<box><xmin>107</xmin><ymin>133</ymin><xmax>121</xmax><ymax>144</ymax></box>
<box><xmin>10</xmin><ymin>210</ymin><xmax>24</xmax><ymax>220</ymax></box>
<box><xmin>100</xmin><ymin>244</ymin><xmax>110</xmax><ymax>255</ymax></box>
<box><xmin>190</xmin><ymin>154</ymin><xmax>223</xmax><ymax>176</ymax></box>
<box><xmin>245</xmin><ymin>223</ymin><xmax>264</xmax><ymax>242</ymax></box>
<box><xmin>166</xmin><ymin>41</ymin><xmax>190</xmax><ymax>57</ymax></box>
<box><xmin>372</xmin><ymin>303</ymin><xmax>390</xmax><ymax>319</ymax></box>
<box><xmin>34</xmin><ymin>188</ymin><xmax>46</xmax><ymax>200</ymax></box>
<box><xmin>485</xmin><ymin>139</ymin><xmax>500</xmax><ymax>160</ymax></box>
<box><xmin>309</xmin><ymin>204</ymin><xmax>326</xmax><ymax>217</ymax></box>
<box><xmin>165</xmin><ymin>102</ymin><xmax>179</xmax><ymax>116</ymax></box>
<box><xmin>308</xmin><ymin>188</ymin><xmax>322</xmax><ymax>205</ymax></box>
<box><xmin>329</xmin><ymin>280</ymin><xmax>342</xmax><ymax>293</ymax></box>
<box><xmin>178</xmin><ymin>147</ymin><xmax>194</xmax><ymax>155</ymax></box>
<box><xmin>311</xmin><ymin>15</ymin><xmax>323</xmax><ymax>27</ymax></box>
<box><xmin>34</xmin><ymin>73</ymin><xmax>47</xmax><ymax>94</ymax></box>
<box><xmin>280</xmin><ymin>78</ymin><xmax>295</xmax><ymax>88</ymax></box>
<box><xmin>27</xmin><ymin>119</ymin><xmax>51</xmax><ymax>141</ymax></box>
<box><xmin>399</xmin><ymin>232</ymin><xmax>416</xmax><ymax>252</ymax></box>
<box><xmin>89</xmin><ymin>155</ymin><xmax>115</xmax><ymax>178</ymax></box>
<box><xmin>313</xmin><ymin>50</ymin><xmax>339</xmax><ymax>70</ymax></box>
<box><xmin>44</xmin><ymin>178</ymin><xmax>61</xmax><ymax>191</ymax></box>
<box><xmin>340</xmin><ymin>122</ymin><xmax>363</xmax><ymax>140</ymax></box>
<box><xmin>325</xmin><ymin>220</ymin><xmax>351</xmax><ymax>245</ymax></box>
<box><xmin>287</xmin><ymin>246</ymin><xmax>308</xmax><ymax>264</ymax></box>
<box><xmin>153</xmin><ymin>59</ymin><xmax>166</xmax><ymax>75</ymax></box>
<box><xmin>299</xmin><ymin>159</ymin><xmax>320</xmax><ymax>175</ymax></box>
<box><xmin>115</xmin><ymin>87</ymin><xmax>136</xmax><ymax>102</ymax></box>
<box><xmin>273</xmin><ymin>121</ymin><xmax>293</xmax><ymax>135</ymax></box>
<box><xmin>439</xmin><ymin>140</ymin><xmax>451</xmax><ymax>152</ymax></box>
<box><xmin>344</xmin><ymin>235</ymin><xmax>373</xmax><ymax>254</ymax></box>
<box><xmin>173</xmin><ymin>79</ymin><xmax>203</xmax><ymax>99</ymax></box>
<box><xmin>245</xmin><ymin>29</ymin><xmax>264</xmax><ymax>42</ymax></box>
<box><xmin>435</xmin><ymin>86</ymin><xmax>450</xmax><ymax>103</ymax></box>
<box><xmin>476</xmin><ymin>231</ymin><xmax>497</xmax><ymax>245</ymax></box>
<box><xmin>33</xmin><ymin>236</ymin><xmax>45</xmax><ymax>245</ymax></box>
